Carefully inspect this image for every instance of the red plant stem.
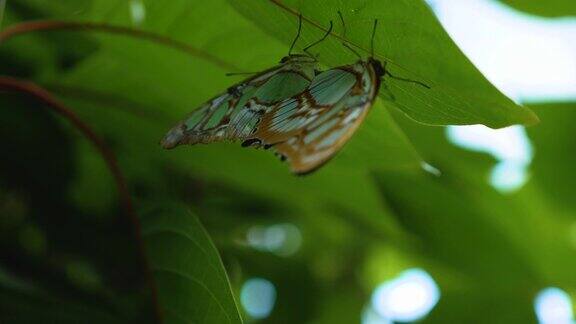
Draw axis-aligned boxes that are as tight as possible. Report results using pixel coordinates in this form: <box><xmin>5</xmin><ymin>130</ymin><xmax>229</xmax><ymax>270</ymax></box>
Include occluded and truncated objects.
<box><xmin>46</xmin><ymin>83</ymin><xmax>172</xmax><ymax>124</ymax></box>
<box><xmin>0</xmin><ymin>20</ymin><xmax>239</xmax><ymax>71</ymax></box>
<box><xmin>0</xmin><ymin>76</ymin><xmax>162</xmax><ymax>322</ymax></box>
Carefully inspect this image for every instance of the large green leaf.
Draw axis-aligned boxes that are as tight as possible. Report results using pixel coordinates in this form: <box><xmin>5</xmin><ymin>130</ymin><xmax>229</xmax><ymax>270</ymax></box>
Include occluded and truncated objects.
<box><xmin>0</xmin><ymin>0</ymin><xmax>419</xmax><ymax>237</ymax></box>
<box><xmin>498</xmin><ymin>0</ymin><xmax>576</xmax><ymax>17</ymax></box>
<box><xmin>228</xmin><ymin>0</ymin><xmax>538</xmax><ymax>128</ymax></box>
<box><xmin>141</xmin><ymin>204</ymin><xmax>243</xmax><ymax>324</ymax></box>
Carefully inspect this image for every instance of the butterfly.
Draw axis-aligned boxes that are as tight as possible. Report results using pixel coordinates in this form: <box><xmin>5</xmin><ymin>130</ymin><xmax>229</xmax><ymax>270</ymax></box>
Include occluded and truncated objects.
<box><xmin>162</xmin><ymin>16</ymin><xmax>429</xmax><ymax>175</ymax></box>
<box><xmin>240</xmin><ymin>19</ymin><xmax>430</xmax><ymax>175</ymax></box>
<box><xmin>160</xmin><ymin>17</ymin><xmax>332</xmax><ymax>149</ymax></box>
<box><xmin>247</xmin><ymin>57</ymin><xmax>386</xmax><ymax>174</ymax></box>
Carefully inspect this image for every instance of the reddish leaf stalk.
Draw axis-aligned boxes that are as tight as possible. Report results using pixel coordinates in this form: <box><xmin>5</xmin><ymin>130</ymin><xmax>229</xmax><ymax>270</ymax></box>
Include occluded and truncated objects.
<box><xmin>0</xmin><ymin>20</ymin><xmax>238</xmax><ymax>71</ymax></box>
<box><xmin>0</xmin><ymin>76</ymin><xmax>162</xmax><ymax>323</ymax></box>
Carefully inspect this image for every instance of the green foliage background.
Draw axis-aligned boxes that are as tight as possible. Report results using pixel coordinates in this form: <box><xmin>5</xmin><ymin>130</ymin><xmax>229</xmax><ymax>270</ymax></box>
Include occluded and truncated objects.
<box><xmin>0</xmin><ymin>0</ymin><xmax>574</xmax><ymax>323</ymax></box>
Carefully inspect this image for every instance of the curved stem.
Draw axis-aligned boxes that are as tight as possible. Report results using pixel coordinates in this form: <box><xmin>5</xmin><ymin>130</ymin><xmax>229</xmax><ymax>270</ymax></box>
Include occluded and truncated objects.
<box><xmin>46</xmin><ymin>83</ymin><xmax>172</xmax><ymax>124</ymax></box>
<box><xmin>0</xmin><ymin>20</ymin><xmax>239</xmax><ymax>71</ymax></box>
<box><xmin>0</xmin><ymin>76</ymin><xmax>161</xmax><ymax>322</ymax></box>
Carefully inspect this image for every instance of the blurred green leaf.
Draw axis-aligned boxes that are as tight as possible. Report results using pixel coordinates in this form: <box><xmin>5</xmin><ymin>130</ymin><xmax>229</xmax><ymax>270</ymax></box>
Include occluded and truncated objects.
<box><xmin>498</xmin><ymin>0</ymin><xmax>576</xmax><ymax>17</ymax></box>
<box><xmin>376</xmin><ymin>109</ymin><xmax>576</xmax><ymax>323</ymax></box>
<box><xmin>141</xmin><ymin>204</ymin><xmax>243</xmax><ymax>324</ymax></box>
<box><xmin>527</xmin><ymin>103</ymin><xmax>576</xmax><ymax>210</ymax></box>
<box><xmin>375</xmin><ymin>168</ymin><xmax>540</xmax><ymax>323</ymax></box>
<box><xmin>0</xmin><ymin>287</ymin><xmax>122</xmax><ymax>324</ymax></box>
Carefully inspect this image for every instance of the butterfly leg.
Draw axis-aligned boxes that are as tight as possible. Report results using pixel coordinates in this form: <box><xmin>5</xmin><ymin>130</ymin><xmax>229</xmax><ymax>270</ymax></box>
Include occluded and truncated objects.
<box><xmin>227</xmin><ymin>85</ymin><xmax>243</xmax><ymax>97</ymax></box>
<box><xmin>241</xmin><ymin>138</ymin><xmax>263</xmax><ymax>148</ymax></box>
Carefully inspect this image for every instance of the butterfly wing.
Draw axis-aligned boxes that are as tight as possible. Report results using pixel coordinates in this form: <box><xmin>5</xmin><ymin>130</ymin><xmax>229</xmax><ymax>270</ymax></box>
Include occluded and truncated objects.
<box><xmin>162</xmin><ymin>57</ymin><xmax>381</xmax><ymax>175</ymax></box>
<box><xmin>259</xmin><ymin>62</ymin><xmax>381</xmax><ymax>174</ymax></box>
<box><xmin>161</xmin><ymin>55</ymin><xmax>318</xmax><ymax>149</ymax></box>
<box><xmin>161</xmin><ymin>92</ymin><xmax>231</xmax><ymax>148</ymax></box>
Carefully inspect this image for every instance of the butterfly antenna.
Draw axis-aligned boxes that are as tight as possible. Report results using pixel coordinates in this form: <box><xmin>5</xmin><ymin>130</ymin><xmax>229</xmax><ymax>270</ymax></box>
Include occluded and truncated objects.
<box><xmin>371</xmin><ymin>19</ymin><xmax>378</xmax><ymax>58</ymax></box>
<box><xmin>342</xmin><ymin>42</ymin><xmax>361</xmax><ymax>59</ymax></box>
<box><xmin>303</xmin><ymin>21</ymin><xmax>333</xmax><ymax>56</ymax></box>
<box><xmin>338</xmin><ymin>10</ymin><xmax>346</xmax><ymax>38</ymax></box>
<box><xmin>288</xmin><ymin>13</ymin><xmax>303</xmax><ymax>56</ymax></box>
<box><xmin>385</xmin><ymin>70</ymin><xmax>431</xmax><ymax>89</ymax></box>
<box><xmin>337</xmin><ymin>12</ymin><xmax>362</xmax><ymax>60</ymax></box>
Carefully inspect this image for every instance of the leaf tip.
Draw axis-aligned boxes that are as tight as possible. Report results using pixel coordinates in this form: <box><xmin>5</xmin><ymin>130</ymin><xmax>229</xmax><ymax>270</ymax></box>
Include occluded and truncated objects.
<box><xmin>521</xmin><ymin>107</ymin><xmax>540</xmax><ymax>127</ymax></box>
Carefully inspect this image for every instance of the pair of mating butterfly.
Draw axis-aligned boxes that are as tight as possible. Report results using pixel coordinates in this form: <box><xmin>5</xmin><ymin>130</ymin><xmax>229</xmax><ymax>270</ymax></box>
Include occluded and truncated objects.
<box><xmin>161</xmin><ymin>13</ymin><xmax>429</xmax><ymax>175</ymax></box>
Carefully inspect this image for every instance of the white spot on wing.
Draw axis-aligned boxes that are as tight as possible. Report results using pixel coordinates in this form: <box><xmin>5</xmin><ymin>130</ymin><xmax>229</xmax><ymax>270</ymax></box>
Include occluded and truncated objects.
<box><xmin>343</xmin><ymin>108</ymin><xmax>362</xmax><ymax>124</ymax></box>
<box><xmin>304</xmin><ymin>118</ymin><xmax>339</xmax><ymax>144</ymax></box>
<box><xmin>317</xmin><ymin>124</ymin><xmax>353</xmax><ymax>150</ymax></box>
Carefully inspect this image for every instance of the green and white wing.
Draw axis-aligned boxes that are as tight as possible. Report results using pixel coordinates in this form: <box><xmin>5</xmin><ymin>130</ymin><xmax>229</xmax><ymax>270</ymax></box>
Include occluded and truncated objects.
<box><xmin>161</xmin><ymin>91</ymin><xmax>236</xmax><ymax>148</ymax></box>
<box><xmin>161</xmin><ymin>56</ymin><xmax>317</xmax><ymax>149</ymax></box>
<box><xmin>250</xmin><ymin>62</ymin><xmax>381</xmax><ymax>174</ymax></box>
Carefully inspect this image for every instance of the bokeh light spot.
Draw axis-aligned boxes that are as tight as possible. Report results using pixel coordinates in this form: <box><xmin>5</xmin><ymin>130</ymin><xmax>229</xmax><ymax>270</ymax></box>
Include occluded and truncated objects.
<box><xmin>246</xmin><ymin>223</ymin><xmax>302</xmax><ymax>256</ymax></box>
<box><xmin>446</xmin><ymin>125</ymin><xmax>532</xmax><ymax>192</ymax></box>
<box><xmin>534</xmin><ymin>287</ymin><xmax>574</xmax><ymax>324</ymax></box>
<box><xmin>362</xmin><ymin>305</ymin><xmax>393</xmax><ymax>324</ymax></box>
<box><xmin>129</xmin><ymin>0</ymin><xmax>146</xmax><ymax>26</ymax></box>
<box><xmin>240</xmin><ymin>278</ymin><xmax>277</xmax><ymax>319</ymax></box>
<box><xmin>371</xmin><ymin>268</ymin><xmax>440</xmax><ymax>322</ymax></box>
<box><xmin>490</xmin><ymin>160</ymin><xmax>530</xmax><ymax>192</ymax></box>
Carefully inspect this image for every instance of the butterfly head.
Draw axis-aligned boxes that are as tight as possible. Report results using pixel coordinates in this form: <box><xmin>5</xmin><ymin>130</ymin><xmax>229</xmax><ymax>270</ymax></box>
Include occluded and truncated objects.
<box><xmin>368</xmin><ymin>57</ymin><xmax>386</xmax><ymax>79</ymax></box>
